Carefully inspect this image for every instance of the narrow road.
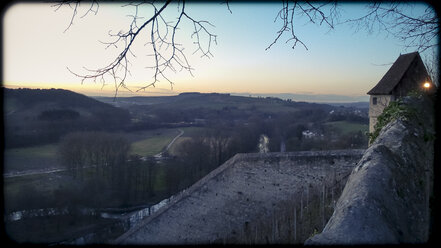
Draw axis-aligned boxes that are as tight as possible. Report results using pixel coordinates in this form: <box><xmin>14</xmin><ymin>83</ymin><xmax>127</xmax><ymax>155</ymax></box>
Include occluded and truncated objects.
<box><xmin>153</xmin><ymin>129</ymin><xmax>184</xmax><ymax>158</ymax></box>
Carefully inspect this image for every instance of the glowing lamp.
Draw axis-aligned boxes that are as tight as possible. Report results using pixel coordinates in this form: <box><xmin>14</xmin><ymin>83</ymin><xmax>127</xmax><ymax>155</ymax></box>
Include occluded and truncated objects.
<box><xmin>423</xmin><ymin>82</ymin><xmax>431</xmax><ymax>88</ymax></box>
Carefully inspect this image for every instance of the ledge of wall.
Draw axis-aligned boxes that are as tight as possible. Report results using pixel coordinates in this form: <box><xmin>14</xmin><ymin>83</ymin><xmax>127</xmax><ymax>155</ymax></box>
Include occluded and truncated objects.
<box><xmin>306</xmin><ymin>95</ymin><xmax>435</xmax><ymax>244</ymax></box>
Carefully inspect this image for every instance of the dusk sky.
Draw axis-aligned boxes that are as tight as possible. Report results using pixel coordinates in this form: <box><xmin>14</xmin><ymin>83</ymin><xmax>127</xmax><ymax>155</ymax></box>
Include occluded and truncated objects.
<box><xmin>2</xmin><ymin>2</ymin><xmax>437</xmax><ymax>101</ymax></box>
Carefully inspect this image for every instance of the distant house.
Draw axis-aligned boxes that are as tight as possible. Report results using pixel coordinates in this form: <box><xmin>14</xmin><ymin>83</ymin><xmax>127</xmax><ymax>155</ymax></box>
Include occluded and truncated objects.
<box><xmin>302</xmin><ymin>130</ymin><xmax>316</xmax><ymax>138</ymax></box>
<box><xmin>367</xmin><ymin>52</ymin><xmax>433</xmax><ymax>133</ymax></box>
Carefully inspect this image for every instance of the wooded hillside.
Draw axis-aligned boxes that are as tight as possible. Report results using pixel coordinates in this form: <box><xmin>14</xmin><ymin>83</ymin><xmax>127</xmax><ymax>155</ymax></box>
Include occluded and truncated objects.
<box><xmin>3</xmin><ymin>88</ymin><xmax>130</xmax><ymax>148</ymax></box>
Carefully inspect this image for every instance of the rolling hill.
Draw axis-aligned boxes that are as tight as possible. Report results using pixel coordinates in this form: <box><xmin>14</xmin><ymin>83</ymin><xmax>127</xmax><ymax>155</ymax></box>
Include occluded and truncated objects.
<box><xmin>3</xmin><ymin>87</ymin><xmax>131</xmax><ymax>148</ymax></box>
<box><xmin>95</xmin><ymin>92</ymin><xmax>338</xmax><ymax>124</ymax></box>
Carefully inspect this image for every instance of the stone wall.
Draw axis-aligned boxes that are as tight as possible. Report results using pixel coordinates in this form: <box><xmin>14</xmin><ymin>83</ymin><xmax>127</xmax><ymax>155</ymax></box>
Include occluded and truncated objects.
<box><xmin>112</xmin><ymin>96</ymin><xmax>434</xmax><ymax>245</ymax></box>
<box><xmin>369</xmin><ymin>94</ymin><xmax>394</xmax><ymax>133</ymax></box>
<box><xmin>114</xmin><ymin>149</ymin><xmax>364</xmax><ymax>244</ymax></box>
<box><xmin>306</xmin><ymin>95</ymin><xmax>435</xmax><ymax>244</ymax></box>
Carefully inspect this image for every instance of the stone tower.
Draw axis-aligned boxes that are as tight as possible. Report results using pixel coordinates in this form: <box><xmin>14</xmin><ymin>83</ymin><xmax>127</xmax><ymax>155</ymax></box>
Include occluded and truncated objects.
<box><xmin>367</xmin><ymin>52</ymin><xmax>432</xmax><ymax>133</ymax></box>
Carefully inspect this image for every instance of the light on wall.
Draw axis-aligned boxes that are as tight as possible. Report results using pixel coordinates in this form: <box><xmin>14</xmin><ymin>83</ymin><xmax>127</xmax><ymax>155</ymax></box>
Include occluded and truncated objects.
<box><xmin>423</xmin><ymin>82</ymin><xmax>431</xmax><ymax>88</ymax></box>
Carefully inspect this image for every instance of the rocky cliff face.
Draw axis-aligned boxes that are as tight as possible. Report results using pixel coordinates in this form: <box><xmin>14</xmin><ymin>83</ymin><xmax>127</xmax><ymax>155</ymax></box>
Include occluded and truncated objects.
<box><xmin>306</xmin><ymin>95</ymin><xmax>435</xmax><ymax>244</ymax></box>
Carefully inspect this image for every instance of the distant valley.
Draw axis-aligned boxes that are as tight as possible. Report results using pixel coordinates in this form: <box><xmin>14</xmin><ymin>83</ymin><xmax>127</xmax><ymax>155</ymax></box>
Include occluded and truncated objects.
<box><xmin>3</xmin><ymin>87</ymin><xmax>369</xmax><ymax>243</ymax></box>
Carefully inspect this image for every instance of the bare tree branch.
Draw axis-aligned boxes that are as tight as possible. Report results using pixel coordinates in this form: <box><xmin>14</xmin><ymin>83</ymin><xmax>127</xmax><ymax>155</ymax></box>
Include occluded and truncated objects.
<box><xmin>222</xmin><ymin>1</ymin><xmax>233</xmax><ymax>14</ymax></box>
<box><xmin>52</xmin><ymin>0</ymin><xmax>99</xmax><ymax>33</ymax></box>
<box><xmin>266</xmin><ymin>1</ymin><xmax>339</xmax><ymax>51</ymax></box>
<box><xmin>343</xmin><ymin>2</ymin><xmax>438</xmax><ymax>52</ymax></box>
<box><xmin>268</xmin><ymin>1</ymin><xmax>437</xmax><ymax>55</ymax></box>
<box><xmin>54</xmin><ymin>1</ymin><xmax>437</xmax><ymax>95</ymax></box>
<box><xmin>65</xmin><ymin>1</ymin><xmax>172</xmax><ymax>93</ymax></box>
<box><xmin>55</xmin><ymin>0</ymin><xmax>218</xmax><ymax>95</ymax></box>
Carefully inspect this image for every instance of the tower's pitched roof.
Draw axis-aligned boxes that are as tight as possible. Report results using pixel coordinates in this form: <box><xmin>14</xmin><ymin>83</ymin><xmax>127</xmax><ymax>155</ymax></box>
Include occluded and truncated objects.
<box><xmin>367</xmin><ymin>52</ymin><xmax>420</xmax><ymax>95</ymax></box>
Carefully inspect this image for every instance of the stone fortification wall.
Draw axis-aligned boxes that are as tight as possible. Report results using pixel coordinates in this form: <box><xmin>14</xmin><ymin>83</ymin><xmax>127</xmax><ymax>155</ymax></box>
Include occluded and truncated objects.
<box><xmin>114</xmin><ymin>149</ymin><xmax>364</xmax><ymax>244</ymax></box>
<box><xmin>307</xmin><ymin>95</ymin><xmax>435</xmax><ymax>244</ymax></box>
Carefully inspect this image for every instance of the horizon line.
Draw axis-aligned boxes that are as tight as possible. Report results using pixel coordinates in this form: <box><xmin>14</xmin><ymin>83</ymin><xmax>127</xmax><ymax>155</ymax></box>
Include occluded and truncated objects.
<box><xmin>4</xmin><ymin>86</ymin><xmax>369</xmax><ymax>103</ymax></box>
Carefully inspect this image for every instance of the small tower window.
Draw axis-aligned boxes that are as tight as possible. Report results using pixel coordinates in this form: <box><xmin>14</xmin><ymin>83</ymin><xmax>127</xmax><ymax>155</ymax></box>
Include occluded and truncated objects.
<box><xmin>372</xmin><ymin>97</ymin><xmax>377</xmax><ymax>105</ymax></box>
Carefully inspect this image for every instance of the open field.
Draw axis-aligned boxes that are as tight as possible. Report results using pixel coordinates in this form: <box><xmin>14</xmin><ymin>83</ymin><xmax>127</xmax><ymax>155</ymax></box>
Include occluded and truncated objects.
<box><xmin>129</xmin><ymin>127</ymin><xmax>212</xmax><ymax>157</ymax></box>
<box><xmin>4</xmin><ymin>128</ymin><xmax>187</xmax><ymax>173</ymax></box>
<box><xmin>130</xmin><ymin>132</ymin><xmax>178</xmax><ymax>157</ymax></box>
<box><xmin>5</xmin><ymin>143</ymin><xmax>58</xmax><ymax>159</ymax></box>
<box><xmin>4</xmin><ymin>144</ymin><xmax>60</xmax><ymax>173</ymax></box>
<box><xmin>119</xmin><ymin>128</ymin><xmax>179</xmax><ymax>143</ymax></box>
<box><xmin>324</xmin><ymin>121</ymin><xmax>368</xmax><ymax>135</ymax></box>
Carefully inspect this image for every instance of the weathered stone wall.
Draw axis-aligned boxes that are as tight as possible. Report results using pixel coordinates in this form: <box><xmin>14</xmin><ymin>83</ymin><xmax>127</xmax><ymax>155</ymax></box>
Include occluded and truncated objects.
<box><xmin>114</xmin><ymin>149</ymin><xmax>364</xmax><ymax>244</ymax></box>
<box><xmin>306</xmin><ymin>95</ymin><xmax>435</xmax><ymax>244</ymax></box>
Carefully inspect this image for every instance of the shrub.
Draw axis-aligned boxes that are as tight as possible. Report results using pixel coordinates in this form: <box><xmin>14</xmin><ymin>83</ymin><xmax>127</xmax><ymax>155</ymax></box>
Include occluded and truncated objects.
<box><xmin>368</xmin><ymin>99</ymin><xmax>417</xmax><ymax>143</ymax></box>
